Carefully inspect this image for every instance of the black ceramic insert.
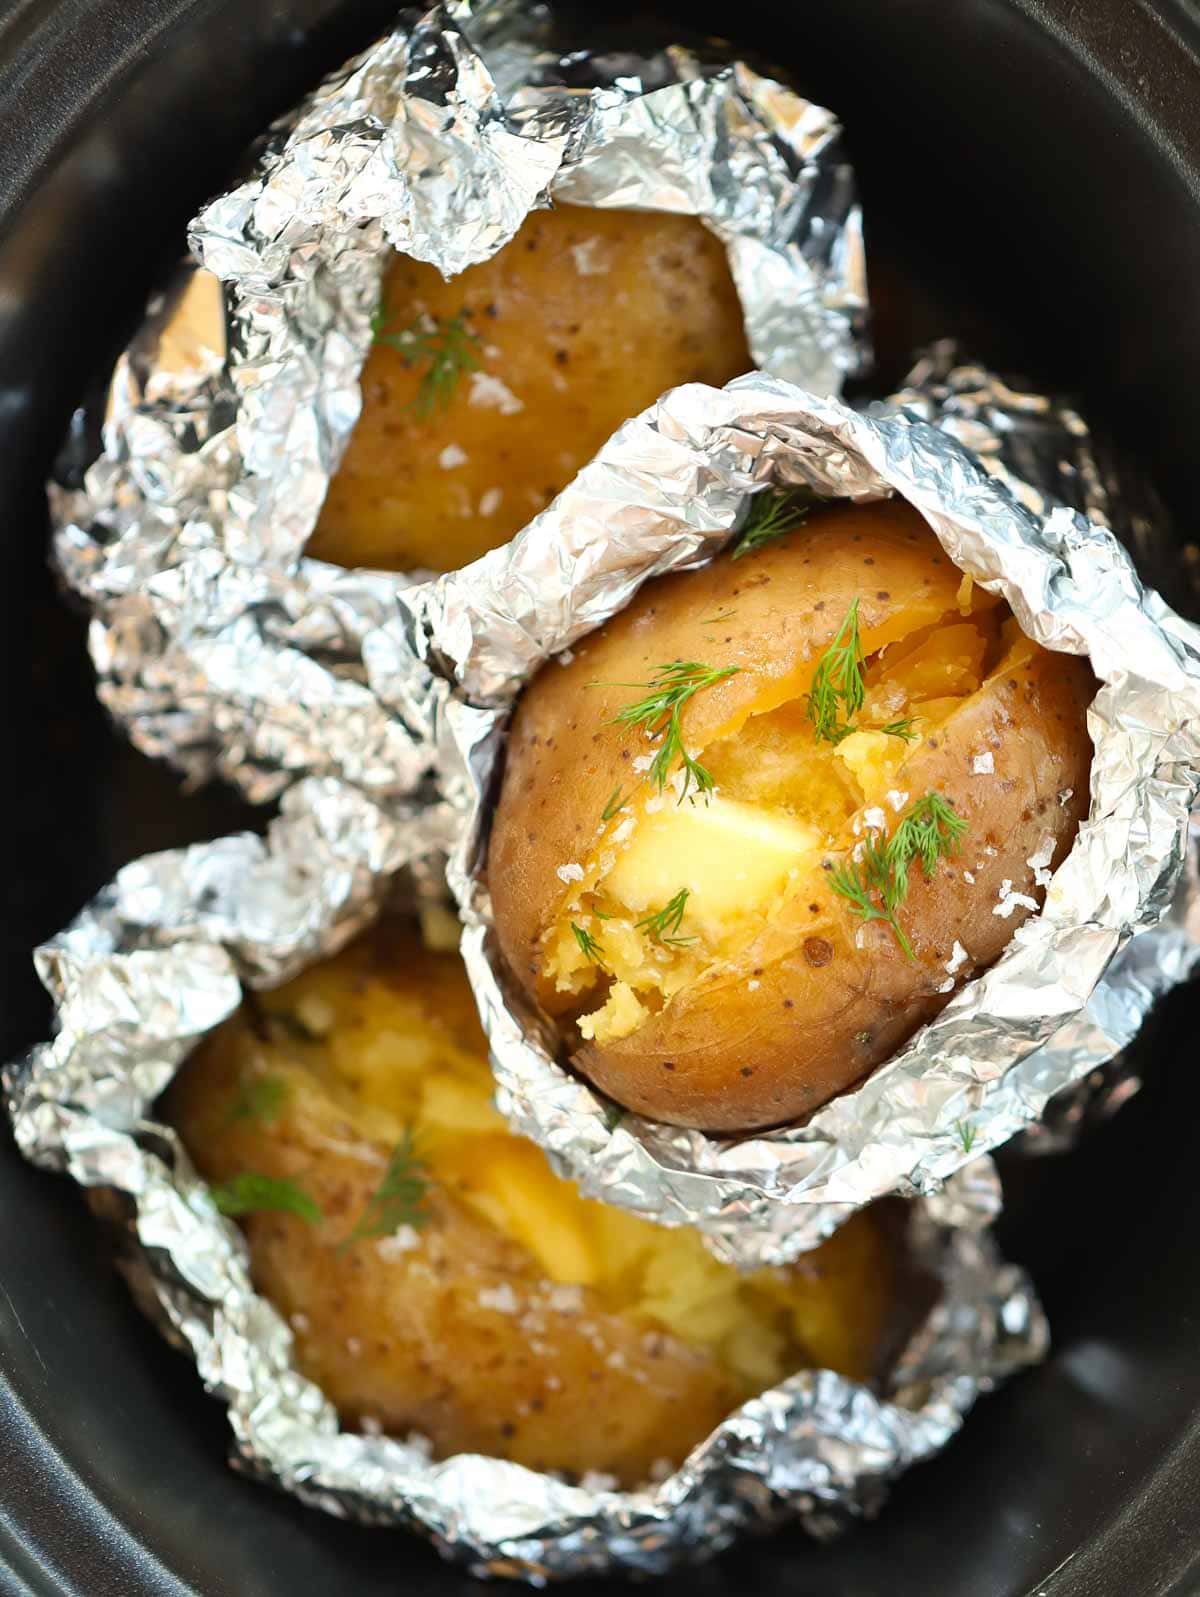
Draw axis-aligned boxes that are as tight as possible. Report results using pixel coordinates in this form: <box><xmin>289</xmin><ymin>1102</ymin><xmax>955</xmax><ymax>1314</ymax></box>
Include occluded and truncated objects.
<box><xmin>2</xmin><ymin>3</ymin><xmax>1200</xmax><ymax>1594</ymax></box>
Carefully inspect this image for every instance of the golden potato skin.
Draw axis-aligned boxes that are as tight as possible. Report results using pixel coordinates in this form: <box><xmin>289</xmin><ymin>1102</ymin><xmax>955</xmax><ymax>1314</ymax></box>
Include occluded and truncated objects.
<box><xmin>308</xmin><ymin>205</ymin><xmax>751</xmax><ymax>572</ymax></box>
<box><xmin>166</xmin><ymin>926</ymin><xmax>896</xmax><ymax>1485</ymax></box>
<box><xmin>489</xmin><ymin>501</ymin><xmax>1095</xmax><ymax>1131</ymax></box>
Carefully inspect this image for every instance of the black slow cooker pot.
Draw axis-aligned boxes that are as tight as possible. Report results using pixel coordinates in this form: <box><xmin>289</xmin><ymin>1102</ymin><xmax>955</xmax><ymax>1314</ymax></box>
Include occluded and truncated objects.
<box><xmin>3</xmin><ymin>2</ymin><xmax>1200</xmax><ymax>1593</ymax></box>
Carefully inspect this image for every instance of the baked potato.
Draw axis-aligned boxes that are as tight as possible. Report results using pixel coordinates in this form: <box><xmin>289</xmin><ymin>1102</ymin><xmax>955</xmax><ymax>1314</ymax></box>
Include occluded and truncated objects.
<box><xmin>489</xmin><ymin>499</ymin><xmax>1095</xmax><ymax>1132</ymax></box>
<box><xmin>166</xmin><ymin>923</ymin><xmax>899</xmax><ymax>1486</ymax></box>
<box><xmin>308</xmin><ymin>205</ymin><xmax>751</xmax><ymax>572</ymax></box>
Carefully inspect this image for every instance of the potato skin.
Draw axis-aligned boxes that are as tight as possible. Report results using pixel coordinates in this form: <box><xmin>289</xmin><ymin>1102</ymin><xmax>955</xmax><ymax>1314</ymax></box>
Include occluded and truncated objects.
<box><xmin>489</xmin><ymin>500</ymin><xmax>1095</xmax><ymax>1131</ymax></box>
<box><xmin>168</xmin><ymin>988</ymin><xmax>737</xmax><ymax>1484</ymax></box>
<box><xmin>309</xmin><ymin>205</ymin><xmax>751</xmax><ymax>572</ymax></box>
<box><xmin>166</xmin><ymin>928</ymin><xmax>898</xmax><ymax>1484</ymax></box>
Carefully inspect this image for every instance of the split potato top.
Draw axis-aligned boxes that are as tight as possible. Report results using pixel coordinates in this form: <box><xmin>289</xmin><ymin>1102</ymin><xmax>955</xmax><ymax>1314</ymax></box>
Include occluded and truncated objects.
<box><xmin>167</xmin><ymin>924</ymin><xmax>899</xmax><ymax>1486</ymax></box>
<box><xmin>489</xmin><ymin>500</ymin><xmax>1096</xmax><ymax>1131</ymax></box>
<box><xmin>310</xmin><ymin>205</ymin><xmax>752</xmax><ymax>572</ymax></box>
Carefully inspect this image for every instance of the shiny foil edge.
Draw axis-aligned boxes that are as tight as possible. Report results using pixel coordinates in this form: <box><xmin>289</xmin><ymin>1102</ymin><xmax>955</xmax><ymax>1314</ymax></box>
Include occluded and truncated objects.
<box><xmin>411</xmin><ymin>372</ymin><xmax>1200</xmax><ymax>1266</ymax></box>
<box><xmin>3</xmin><ymin>783</ymin><xmax>1043</xmax><ymax>1580</ymax></box>
<box><xmin>49</xmin><ymin>0</ymin><xmax>866</xmax><ymax>805</ymax></box>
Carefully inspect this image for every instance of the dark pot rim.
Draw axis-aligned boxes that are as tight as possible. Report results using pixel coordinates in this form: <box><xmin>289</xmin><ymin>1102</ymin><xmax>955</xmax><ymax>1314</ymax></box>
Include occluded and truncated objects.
<box><xmin>4</xmin><ymin>3</ymin><xmax>1200</xmax><ymax>1595</ymax></box>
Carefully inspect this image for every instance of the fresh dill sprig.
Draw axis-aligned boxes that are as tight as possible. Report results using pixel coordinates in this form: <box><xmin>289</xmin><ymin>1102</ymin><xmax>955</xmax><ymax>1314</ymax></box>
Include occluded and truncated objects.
<box><xmin>371</xmin><ymin>306</ymin><xmax>482</xmax><ymax>417</ymax></box>
<box><xmin>830</xmin><ymin>832</ymin><xmax>911</xmax><ymax>958</ymax></box>
<box><xmin>806</xmin><ymin>599</ymin><xmax>866</xmax><ymax>745</ymax></box>
<box><xmin>601</xmin><ymin>786</ymin><xmax>627</xmax><ymax>822</ymax></box>
<box><xmin>343</xmin><ymin>1129</ymin><xmax>432</xmax><ymax>1247</ymax></box>
<box><xmin>224</xmin><ymin>1074</ymin><xmax>289</xmax><ymax>1127</ymax></box>
<box><xmin>731</xmin><ymin>488</ymin><xmax>814</xmax><ymax>559</ymax></box>
<box><xmin>209</xmin><ymin>1172</ymin><xmax>320</xmax><ymax>1225</ymax></box>
<box><xmin>880</xmin><ymin>718</ymin><xmax>918</xmax><ymax>742</ymax></box>
<box><xmin>571</xmin><ymin>922</ymin><xmax>608</xmax><ymax>968</ymax></box>
<box><xmin>609</xmin><ymin>660</ymin><xmax>740</xmax><ymax>804</ymax></box>
<box><xmin>830</xmin><ymin>791</ymin><xmax>968</xmax><ymax>960</ymax></box>
<box><xmin>955</xmin><ymin>1119</ymin><xmax>978</xmax><ymax>1155</ymax></box>
<box><xmin>635</xmin><ymin>888</ymin><xmax>696</xmax><ymax>947</ymax></box>
<box><xmin>902</xmin><ymin>791</ymin><xmax>969</xmax><ymax>875</ymax></box>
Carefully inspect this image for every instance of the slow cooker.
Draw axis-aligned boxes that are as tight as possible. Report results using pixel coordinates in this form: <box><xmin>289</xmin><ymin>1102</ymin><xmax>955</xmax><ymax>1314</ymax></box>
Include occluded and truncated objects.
<box><xmin>3</xmin><ymin>2</ymin><xmax>1199</xmax><ymax>1593</ymax></box>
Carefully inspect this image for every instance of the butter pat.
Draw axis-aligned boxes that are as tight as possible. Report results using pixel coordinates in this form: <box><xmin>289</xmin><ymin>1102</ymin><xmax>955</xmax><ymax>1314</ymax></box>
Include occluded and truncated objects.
<box><xmin>604</xmin><ymin>795</ymin><xmax>820</xmax><ymax>934</ymax></box>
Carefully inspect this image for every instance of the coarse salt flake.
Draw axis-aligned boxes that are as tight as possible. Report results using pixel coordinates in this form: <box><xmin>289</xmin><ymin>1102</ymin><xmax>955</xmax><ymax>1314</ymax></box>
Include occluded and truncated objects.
<box><xmin>437</xmin><ymin>443</ymin><xmax>467</xmax><ymax>469</ymax></box>
<box><xmin>556</xmin><ymin>862</ymin><xmax>584</xmax><ymax>884</ymax></box>
<box><xmin>570</xmin><ymin>238</ymin><xmax>608</xmax><ymax>275</ymax></box>
<box><xmin>468</xmin><ymin>371</ymin><xmax>524</xmax><ymax>413</ymax></box>
<box><xmin>377</xmin><ymin>1225</ymin><xmax>421</xmax><ymax>1259</ymax></box>
<box><xmin>631</xmin><ymin>754</ymin><xmax>655</xmax><ymax>774</ymax></box>
<box><xmin>478</xmin><ymin>1283</ymin><xmax>519</xmax><ymax>1314</ymax></box>
<box><xmin>479</xmin><ymin>487</ymin><xmax>503</xmax><ymax>517</ymax></box>
<box><xmin>885</xmin><ymin>789</ymin><xmax>910</xmax><ymax>812</ymax></box>
<box><xmin>993</xmin><ymin>879</ymin><xmax>1039</xmax><ymax>918</ymax></box>
<box><xmin>547</xmin><ymin>1283</ymin><xmax>584</xmax><ymax>1313</ymax></box>
<box><xmin>971</xmin><ymin>751</ymin><xmax>994</xmax><ymax>775</ymax></box>
<box><xmin>945</xmin><ymin>940</ymin><xmax>969</xmax><ymax>974</ymax></box>
<box><xmin>1027</xmin><ymin>835</ymin><xmax>1056</xmax><ymax>887</ymax></box>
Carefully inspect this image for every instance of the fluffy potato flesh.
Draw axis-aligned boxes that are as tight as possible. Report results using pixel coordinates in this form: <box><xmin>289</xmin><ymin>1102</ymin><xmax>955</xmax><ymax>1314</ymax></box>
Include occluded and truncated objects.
<box><xmin>166</xmin><ymin>924</ymin><xmax>897</xmax><ymax>1486</ymax></box>
<box><xmin>489</xmin><ymin>500</ymin><xmax>1096</xmax><ymax>1131</ymax></box>
<box><xmin>308</xmin><ymin>206</ymin><xmax>751</xmax><ymax>572</ymax></box>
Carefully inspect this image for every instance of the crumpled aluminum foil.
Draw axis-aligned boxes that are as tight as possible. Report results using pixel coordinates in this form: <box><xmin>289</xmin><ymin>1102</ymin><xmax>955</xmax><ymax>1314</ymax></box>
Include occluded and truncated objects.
<box><xmin>3</xmin><ymin>781</ymin><xmax>1045</xmax><ymax>1580</ymax></box>
<box><xmin>399</xmin><ymin>373</ymin><xmax>1200</xmax><ymax>1266</ymax></box>
<box><xmin>891</xmin><ymin>343</ymin><xmax>1200</xmax><ymax>1154</ymax></box>
<box><xmin>37</xmin><ymin>0</ymin><xmax>1200</xmax><ymax>1271</ymax></box>
<box><xmin>888</xmin><ymin>339</ymin><xmax>1182</xmax><ymax>602</ymax></box>
<box><xmin>22</xmin><ymin>0</ymin><xmax>1200</xmax><ymax>1564</ymax></box>
<box><xmin>50</xmin><ymin>0</ymin><xmax>864</xmax><ymax>803</ymax></box>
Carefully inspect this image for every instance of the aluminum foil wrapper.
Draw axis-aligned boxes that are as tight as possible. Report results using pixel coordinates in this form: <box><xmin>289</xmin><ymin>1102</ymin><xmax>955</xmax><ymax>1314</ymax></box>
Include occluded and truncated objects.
<box><xmin>889</xmin><ymin>340</ymin><xmax>1183</xmax><ymax>603</ymax></box>
<box><xmin>892</xmin><ymin>343</ymin><xmax>1200</xmax><ymax>1153</ymax></box>
<box><xmin>4</xmin><ymin>788</ymin><xmax>1045</xmax><ymax>1581</ymax></box>
<box><xmin>50</xmin><ymin>0</ymin><xmax>865</xmax><ymax>803</ymax></box>
<box><xmin>405</xmin><ymin>373</ymin><xmax>1200</xmax><ymax>1266</ymax></box>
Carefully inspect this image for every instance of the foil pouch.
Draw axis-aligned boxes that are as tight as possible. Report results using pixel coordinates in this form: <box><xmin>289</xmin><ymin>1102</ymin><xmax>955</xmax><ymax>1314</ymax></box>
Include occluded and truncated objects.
<box><xmin>49</xmin><ymin>0</ymin><xmax>865</xmax><ymax>804</ymax></box>
<box><xmin>11</xmin><ymin>6</ymin><xmax>1183</xmax><ymax>1574</ymax></box>
<box><xmin>397</xmin><ymin>372</ymin><xmax>1200</xmax><ymax>1265</ymax></box>
<box><xmin>4</xmin><ymin>780</ymin><xmax>1046</xmax><ymax>1581</ymax></box>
